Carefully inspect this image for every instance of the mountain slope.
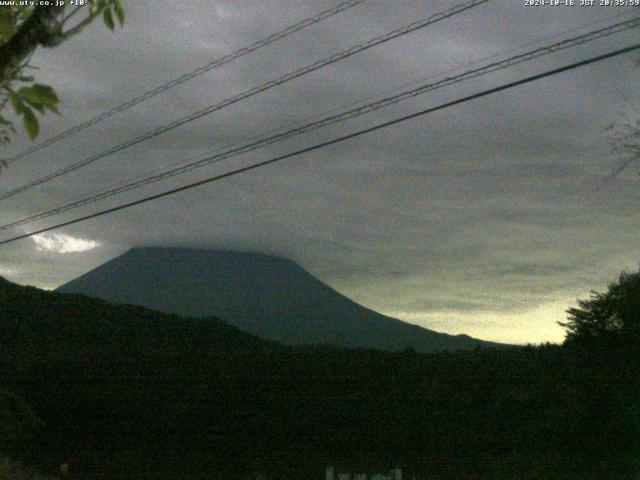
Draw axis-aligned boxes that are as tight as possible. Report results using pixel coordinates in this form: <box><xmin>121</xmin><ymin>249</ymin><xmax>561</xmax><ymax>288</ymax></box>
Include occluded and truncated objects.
<box><xmin>0</xmin><ymin>275</ymin><xmax>277</xmax><ymax>362</ymax></box>
<box><xmin>1</xmin><ymin>276</ymin><xmax>631</xmax><ymax>479</ymax></box>
<box><xmin>57</xmin><ymin>247</ymin><xmax>501</xmax><ymax>352</ymax></box>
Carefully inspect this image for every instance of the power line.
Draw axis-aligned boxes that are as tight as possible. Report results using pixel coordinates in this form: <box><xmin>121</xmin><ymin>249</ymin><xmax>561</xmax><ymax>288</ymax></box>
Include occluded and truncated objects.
<box><xmin>2</xmin><ymin>17</ymin><xmax>637</xmax><ymax>232</ymax></box>
<box><xmin>0</xmin><ymin>0</ymin><xmax>490</xmax><ymax>202</ymax></box>
<box><xmin>3</xmin><ymin>0</ymin><xmax>371</xmax><ymax>166</ymax></box>
<box><xmin>4</xmin><ymin>17</ymin><xmax>636</xmax><ymax>230</ymax></box>
<box><xmin>48</xmin><ymin>10</ymin><xmax>631</xmax><ymax>209</ymax></box>
<box><xmin>2</xmin><ymin>43</ymin><xmax>637</xmax><ymax>247</ymax></box>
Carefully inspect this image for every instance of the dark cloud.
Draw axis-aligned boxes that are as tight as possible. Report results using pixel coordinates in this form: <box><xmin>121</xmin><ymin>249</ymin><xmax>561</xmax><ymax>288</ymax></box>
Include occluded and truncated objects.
<box><xmin>0</xmin><ymin>0</ymin><xmax>638</xmax><ymax>343</ymax></box>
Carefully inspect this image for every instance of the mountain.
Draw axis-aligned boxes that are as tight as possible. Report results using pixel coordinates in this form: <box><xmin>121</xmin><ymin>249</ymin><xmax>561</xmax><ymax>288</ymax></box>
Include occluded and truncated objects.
<box><xmin>0</xmin><ymin>275</ymin><xmax>277</xmax><ymax>362</ymax></box>
<box><xmin>1</xmin><ymin>276</ymin><xmax>633</xmax><ymax>479</ymax></box>
<box><xmin>57</xmin><ymin>247</ymin><xmax>501</xmax><ymax>352</ymax></box>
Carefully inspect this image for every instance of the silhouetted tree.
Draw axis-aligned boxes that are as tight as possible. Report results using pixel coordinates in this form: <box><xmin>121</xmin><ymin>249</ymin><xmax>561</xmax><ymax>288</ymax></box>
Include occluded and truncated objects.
<box><xmin>558</xmin><ymin>270</ymin><xmax>640</xmax><ymax>478</ymax></box>
<box><xmin>560</xmin><ymin>269</ymin><xmax>640</xmax><ymax>347</ymax></box>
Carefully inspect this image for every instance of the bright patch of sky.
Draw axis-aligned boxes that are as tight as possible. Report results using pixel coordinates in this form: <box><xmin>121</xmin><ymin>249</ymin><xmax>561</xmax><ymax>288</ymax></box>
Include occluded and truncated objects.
<box><xmin>31</xmin><ymin>233</ymin><xmax>99</xmax><ymax>254</ymax></box>
<box><xmin>393</xmin><ymin>298</ymin><xmax>573</xmax><ymax>345</ymax></box>
<box><xmin>0</xmin><ymin>265</ymin><xmax>17</xmax><ymax>276</ymax></box>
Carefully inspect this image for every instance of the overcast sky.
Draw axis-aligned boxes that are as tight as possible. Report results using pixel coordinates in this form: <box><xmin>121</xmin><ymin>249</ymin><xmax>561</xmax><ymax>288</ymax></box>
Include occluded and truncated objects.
<box><xmin>1</xmin><ymin>0</ymin><xmax>638</xmax><ymax>343</ymax></box>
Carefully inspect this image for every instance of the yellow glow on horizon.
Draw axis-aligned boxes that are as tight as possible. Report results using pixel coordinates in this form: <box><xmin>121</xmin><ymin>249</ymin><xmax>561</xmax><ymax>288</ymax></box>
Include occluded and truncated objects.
<box><xmin>391</xmin><ymin>299</ymin><xmax>573</xmax><ymax>345</ymax></box>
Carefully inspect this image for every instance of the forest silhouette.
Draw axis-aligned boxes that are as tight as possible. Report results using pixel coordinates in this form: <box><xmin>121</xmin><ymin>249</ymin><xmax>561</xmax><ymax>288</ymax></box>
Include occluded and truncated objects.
<box><xmin>1</xmin><ymin>272</ymin><xmax>638</xmax><ymax>479</ymax></box>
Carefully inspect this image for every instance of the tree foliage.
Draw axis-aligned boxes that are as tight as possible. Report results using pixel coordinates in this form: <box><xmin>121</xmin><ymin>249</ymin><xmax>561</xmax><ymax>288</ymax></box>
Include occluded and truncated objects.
<box><xmin>560</xmin><ymin>269</ymin><xmax>640</xmax><ymax>346</ymax></box>
<box><xmin>606</xmin><ymin>98</ymin><xmax>640</xmax><ymax>179</ymax></box>
<box><xmin>1</xmin><ymin>276</ymin><xmax>639</xmax><ymax>479</ymax></box>
<box><xmin>604</xmin><ymin>57</ymin><xmax>640</xmax><ymax>180</ymax></box>
<box><xmin>0</xmin><ymin>1</ymin><xmax>124</xmax><ymax>155</ymax></box>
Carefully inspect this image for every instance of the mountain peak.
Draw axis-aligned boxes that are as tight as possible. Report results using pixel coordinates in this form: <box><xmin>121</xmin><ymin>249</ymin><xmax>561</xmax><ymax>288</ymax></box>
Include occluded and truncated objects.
<box><xmin>58</xmin><ymin>247</ymin><xmax>504</xmax><ymax>352</ymax></box>
<box><xmin>120</xmin><ymin>246</ymin><xmax>302</xmax><ymax>270</ymax></box>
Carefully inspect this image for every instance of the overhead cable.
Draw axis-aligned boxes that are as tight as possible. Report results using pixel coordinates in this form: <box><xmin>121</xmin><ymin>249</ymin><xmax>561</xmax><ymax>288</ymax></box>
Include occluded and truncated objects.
<box><xmin>3</xmin><ymin>0</ymin><xmax>371</xmax><ymax>166</ymax></box>
<box><xmin>2</xmin><ymin>17</ymin><xmax>637</xmax><ymax>231</ymax></box>
<box><xmin>1</xmin><ymin>43</ymin><xmax>637</xmax><ymax>246</ymax></box>
<box><xmin>0</xmin><ymin>0</ymin><xmax>490</xmax><ymax>202</ymax></box>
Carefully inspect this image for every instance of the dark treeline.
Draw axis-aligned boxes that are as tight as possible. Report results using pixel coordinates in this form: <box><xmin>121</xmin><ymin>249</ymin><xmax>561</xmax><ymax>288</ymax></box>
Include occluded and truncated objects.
<box><xmin>1</xmin><ymin>276</ymin><xmax>638</xmax><ymax>479</ymax></box>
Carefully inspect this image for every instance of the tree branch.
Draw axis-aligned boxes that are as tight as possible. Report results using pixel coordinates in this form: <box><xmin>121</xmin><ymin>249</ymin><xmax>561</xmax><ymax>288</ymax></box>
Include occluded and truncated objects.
<box><xmin>0</xmin><ymin>6</ymin><xmax>65</xmax><ymax>86</ymax></box>
<box><xmin>56</xmin><ymin>6</ymin><xmax>106</xmax><ymax>44</ymax></box>
<box><xmin>60</xmin><ymin>5</ymin><xmax>83</xmax><ymax>26</ymax></box>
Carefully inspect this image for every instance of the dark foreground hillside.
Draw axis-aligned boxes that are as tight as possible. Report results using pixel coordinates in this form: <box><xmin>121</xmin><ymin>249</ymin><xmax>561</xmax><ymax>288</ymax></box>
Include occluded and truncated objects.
<box><xmin>0</xmin><ymin>276</ymin><xmax>279</xmax><ymax>361</ymax></box>
<box><xmin>1</xmin><ymin>278</ymin><xmax>638</xmax><ymax>479</ymax></box>
<box><xmin>0</xmin><ymin>457</ymin><xmax>56</xmax><ymax>480</ymax></box>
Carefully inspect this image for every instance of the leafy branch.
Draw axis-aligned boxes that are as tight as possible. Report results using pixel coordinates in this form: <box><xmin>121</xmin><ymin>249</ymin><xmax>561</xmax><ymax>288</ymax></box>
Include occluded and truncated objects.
<box><xmin>0</xmin><ymin>0</ymin><xmax>124</xmax><ymax>158</ymax></box>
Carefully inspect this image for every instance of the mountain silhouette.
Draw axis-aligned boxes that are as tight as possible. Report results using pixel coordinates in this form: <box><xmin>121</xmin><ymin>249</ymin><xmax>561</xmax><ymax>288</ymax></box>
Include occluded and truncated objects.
<box><xmin>0</xmin><ymin>275</ymin><xmax>277</xmax><ymax>362</ymax></box>
<box><xmin>57</xmin><ymin>247</ymin><xmax>502</xmax><ymax>352</ymax></box>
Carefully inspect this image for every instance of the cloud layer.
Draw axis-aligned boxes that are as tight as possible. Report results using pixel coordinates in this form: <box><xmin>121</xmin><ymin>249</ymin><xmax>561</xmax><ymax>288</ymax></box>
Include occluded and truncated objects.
<box><xmin>0</xmin><ymin>0</ymin><xmax>638</xmax><ymax>343</ymax></box>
